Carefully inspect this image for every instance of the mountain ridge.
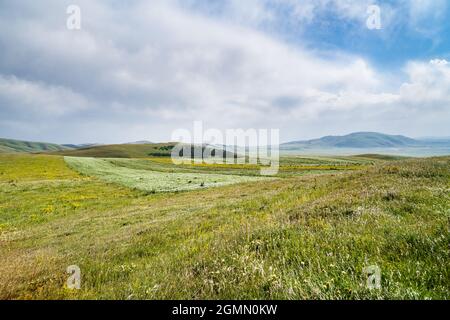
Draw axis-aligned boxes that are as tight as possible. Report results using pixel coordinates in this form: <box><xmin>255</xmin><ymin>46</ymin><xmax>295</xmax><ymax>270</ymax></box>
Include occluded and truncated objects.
<box><xmin>0</xmin><ymin>138</ymin><xmax>72</xmax><ymax>153</ymax></box>
<box><xmin>282</xmin><ymin>132</ymin><xmax>428</xmax><ymax>149</ymax></box>
<box><xmin>1</xmin><ymin>132</ymin><xmax>449</xmax><ymax>156</ymax></box>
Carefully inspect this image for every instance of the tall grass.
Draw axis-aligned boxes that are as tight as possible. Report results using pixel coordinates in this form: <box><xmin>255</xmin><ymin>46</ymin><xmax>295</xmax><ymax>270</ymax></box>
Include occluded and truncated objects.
<box><xmin>0</xmin><ymin>154</ymin><xmax>448</xmax><ymax>299</ymax></box>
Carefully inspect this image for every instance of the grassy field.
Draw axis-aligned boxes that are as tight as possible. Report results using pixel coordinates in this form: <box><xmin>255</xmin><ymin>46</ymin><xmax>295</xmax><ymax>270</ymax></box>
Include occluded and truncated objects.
<box><xmin>0</xmin><ymin>153</ymin><xmax>448</xmax><ymax>299</ymax></box>
<box><xmin>64</xmin><ymin>157</ymin><xmax>268</xmax><ymax>192</ymax></box>
<box><xmin>108</xmin><ymin>155</ymin><xmax>369</xmax><ymax>177</ymax></box>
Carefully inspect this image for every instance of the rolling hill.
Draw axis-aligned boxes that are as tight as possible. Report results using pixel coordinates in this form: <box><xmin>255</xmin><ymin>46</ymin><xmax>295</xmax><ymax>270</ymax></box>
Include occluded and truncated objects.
<box><xmin>282</xmin><ymin>132</ymin><xmax>424</xmax><ymax>149</ymax></box>
<box><xmin>51</xmin><ymin>143</ymin><xmax>237</xmax><ymax>159</ymax></box>
<box><xmin>0</xmin><ymin>138</ymin><xmax>72</xmax><ymax>153</ymax></box>
<box><xmin>50</xmin><ymin>143</ymin><xmax>177</xmax><ymax>158</ymax></box>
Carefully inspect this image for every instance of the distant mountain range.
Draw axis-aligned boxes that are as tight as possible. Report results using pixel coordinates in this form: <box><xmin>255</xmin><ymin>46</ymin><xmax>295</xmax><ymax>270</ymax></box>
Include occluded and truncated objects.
<box><xmin>0</xmin><ymin>138</ymin><xmax>72</xmax><ymax>153</ymax></box>
<box><xmin>282</xmin><ymin>132</ymin><xmax>430</xmax><ymax>149</ymax></box>
<box><xmin>62</xmin><ymin>141</ymin><xmax>153</xmax><ymax>148</ymax></box>
<box><xmin>123</xmin><ymin>140</ymin><xmax>153</xmax><ymax>145</ymax></box>
<box><xmin>1</xmin><ymin>132</ymin><xmax>449</xmax><ymax>155</ymax></box>
<box><xmin>62</xmin><ymin>143</ymin><xmax>100</xmax><ymax>149</ymax></box>
<box><xmin>0</xmin><ymin>139</ymin><xmax>151</xmax><ymax>153</ymax></box>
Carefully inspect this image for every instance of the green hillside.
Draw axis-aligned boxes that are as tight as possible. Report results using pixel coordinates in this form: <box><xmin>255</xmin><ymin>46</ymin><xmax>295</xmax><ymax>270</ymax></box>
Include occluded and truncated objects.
<box><xmin>283</xmin><ymin>132</ymin><xmax>424</xmax><ymax>149</ymax></box>
<box><xmin>53</xmin><ymin>143</ymin><xmax>237</xmax><ymax>159</ymax></box>
<box><xmin>0</xmin><ymin>138</ymin><xmax>71</xmax><ymax>153</ymax></box>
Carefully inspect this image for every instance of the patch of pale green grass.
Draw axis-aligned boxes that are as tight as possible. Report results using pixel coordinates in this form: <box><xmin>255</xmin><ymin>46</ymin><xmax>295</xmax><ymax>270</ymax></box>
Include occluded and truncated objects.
<box><xmin>64</xmin><ymin>157</ymin><xmax>268</xmax><ymax>193</ymax></box>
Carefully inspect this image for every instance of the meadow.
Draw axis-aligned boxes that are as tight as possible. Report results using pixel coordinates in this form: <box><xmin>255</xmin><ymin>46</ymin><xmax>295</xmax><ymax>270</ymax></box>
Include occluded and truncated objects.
<box><xmin>0</xmin><ymin>153</ymin><xmax>448</xmax><ymax>299</ymax></box>
<box><xmin>64</xmin><ymin>156</ymin><xmax>268</xmax><ymax>192</ymax></box>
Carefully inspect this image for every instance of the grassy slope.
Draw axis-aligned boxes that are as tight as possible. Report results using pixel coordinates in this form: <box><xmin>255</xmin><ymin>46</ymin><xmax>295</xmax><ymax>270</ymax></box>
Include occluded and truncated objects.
<box><xmin>0</xmin><ymin>154</ymin><xmax>449</xmax><ymax>299</ymax></box>
<box><xmin>0</xmin><ymin>138</ymin><xmax>71</xmax><ymax>153</ymax></box>
<box><xmin>51</xmin><ymin>143</ymin><xmax>177</xmax><ymax>158</ymax></box>
<box><xmin>52</xmin><ymin>143</ymin><xmax>236</xmax><ymax>159</ymax></box>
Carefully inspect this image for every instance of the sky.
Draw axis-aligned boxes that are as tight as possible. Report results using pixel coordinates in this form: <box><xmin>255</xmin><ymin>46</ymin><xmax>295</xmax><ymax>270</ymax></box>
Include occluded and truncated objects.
<box><xmin>0</xmin><ymin>0</ymin><xmax>449</xmax><ymax>144</ymax></box>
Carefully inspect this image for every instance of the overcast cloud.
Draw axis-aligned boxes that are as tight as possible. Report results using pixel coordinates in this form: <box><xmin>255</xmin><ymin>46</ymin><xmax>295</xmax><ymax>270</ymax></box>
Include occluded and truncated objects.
<box><xmin>0</xmin><ymin>0</ymin><xmax>449</xmax><ymax>144</ymax></box>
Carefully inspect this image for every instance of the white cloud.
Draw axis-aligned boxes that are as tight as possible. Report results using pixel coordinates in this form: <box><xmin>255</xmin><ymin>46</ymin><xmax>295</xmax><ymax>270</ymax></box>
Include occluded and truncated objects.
<box><xmin>430</xmin><ymin>59</ymin><xmax>449</xmax><ymax>67</ymax></box>
<box><xmin>0</xmin><ymin>75</ymin><xmax>89</xmax><ymax>117</ymax></box>
<box><xmin>400</xmin><ymin>59</ymin><xmax>450</xmax><ymax>108</ymax></box>
<box><xmin>0</xmin><ymin>0</ymin><xmax>448</xmax><ymax>142</ymax></box>
<box><xmin>408</xmin><ymin>0</ymin><xmax>447</xmax><ymax>22</ymax></box>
